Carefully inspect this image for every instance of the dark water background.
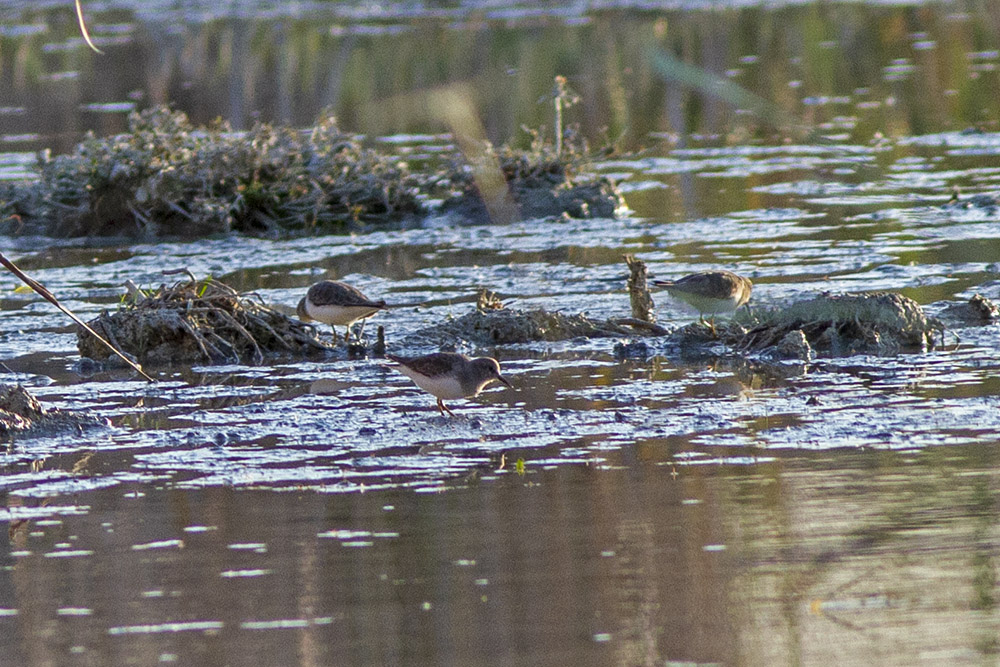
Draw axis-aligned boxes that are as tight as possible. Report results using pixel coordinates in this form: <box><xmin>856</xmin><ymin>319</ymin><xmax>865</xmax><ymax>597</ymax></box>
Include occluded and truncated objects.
<box><xmin>1</xmin><ymin>1</ymin><xmax>1000</xmax><ymax>664</ymax></box>
<box><xmin>3</xmin><ymin>1</ymin><xmax>1000</xmax><ymax>154</ymax></box>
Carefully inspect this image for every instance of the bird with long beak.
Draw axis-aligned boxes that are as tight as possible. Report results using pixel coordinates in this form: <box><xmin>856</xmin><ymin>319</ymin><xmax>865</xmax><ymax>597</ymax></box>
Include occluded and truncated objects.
<box><xmin>386</xmin><ymin>352</ymin><xmax>512</xmax><ymax>416</ymax></box>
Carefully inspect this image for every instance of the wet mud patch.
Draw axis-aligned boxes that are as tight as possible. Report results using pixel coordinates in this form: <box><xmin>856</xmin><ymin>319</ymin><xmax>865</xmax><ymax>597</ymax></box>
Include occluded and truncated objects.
<box><xmin>403</xmin><ymin>306</ymin><xmax>638</xmax><ymax>347</ymax></box>
<box><xmin>933</xmin><ymin>294</ymin><xmax>1000</xmax><ymax>328</ymax></box>
<box><xmin>735</xmin><ymin>291</ymin><xmax>941</xmax><ymax>359</ymax></box>
<box><xmin>0</xmin><ymin>383</ymin><xmax>105</xmax><ymax>437</ymax></box>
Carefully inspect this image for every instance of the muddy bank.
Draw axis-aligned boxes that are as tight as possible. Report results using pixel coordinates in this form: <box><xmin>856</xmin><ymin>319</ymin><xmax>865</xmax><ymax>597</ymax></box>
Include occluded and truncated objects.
<box><xmin>73</xmin><ymin>271</ymin><xmax>947</xmax><ymax>370</ymax></box>
<box><xmin>734</xmin><ymin>291</ymin><xmax>940</xmax><ymax>359</ymax></box>
<box><xmin>933</xmin><ymin>294</ymin><xmax>1000</xmax><ymax>327</ymax></box>
<box><xmin>77</xmin><ymin>276</ymin><xmax>332</xmax><ymax>365</ymax></box>
<box><xmin>402</xmin><ymin>277</ymin><xmax>940</xmax><ymax>363</ymax></box>
<box><xmin>0</xmin><ymin>384</ymin><xmax>105</xmax><ymax>437</ymax></box>
<box><xmin>0</xmin><ymin>107</ymin><xmax>623</xmax><ymax>239</ymax></box>
<box><xmin>405</xmin><ymin>306</ymin><xmax>639</xmax><ymax>348</ymax></box>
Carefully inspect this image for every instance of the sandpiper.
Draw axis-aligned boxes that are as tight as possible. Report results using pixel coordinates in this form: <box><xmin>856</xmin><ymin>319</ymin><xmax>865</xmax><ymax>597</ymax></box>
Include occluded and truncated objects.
<box><xmin>297</xmin><ymin>280</ymin><xmax>387</xmax><ymax>343</ymax></box>
<box><xmin>652</xmin><ymin>270</ymin><xmax>753</xmax><ymax>333</ymax></box>
<box><xmin>386</xmin><ymin>352</ymin><xmax>512</xmax><ymax>416</ymax></box>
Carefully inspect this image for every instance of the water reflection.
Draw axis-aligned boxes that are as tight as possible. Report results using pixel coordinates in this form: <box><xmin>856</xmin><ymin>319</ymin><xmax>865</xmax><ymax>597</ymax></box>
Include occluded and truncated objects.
<box><xmin>1</xmin><ymin>4</ymin><xmax>1000</xmax><ymax>152</ymax></box>
<box><xmin>3</xmin><ymin>449</ymin><xmax>999</xmax><ymax>663</ymax></box>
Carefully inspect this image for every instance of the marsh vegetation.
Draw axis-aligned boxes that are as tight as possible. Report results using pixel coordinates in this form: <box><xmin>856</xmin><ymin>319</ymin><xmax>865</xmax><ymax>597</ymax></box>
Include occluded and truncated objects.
<box><xmin>1</xmin><ymin>2</ymin><xmax>1000</xmax><ymax>665</ymax></box>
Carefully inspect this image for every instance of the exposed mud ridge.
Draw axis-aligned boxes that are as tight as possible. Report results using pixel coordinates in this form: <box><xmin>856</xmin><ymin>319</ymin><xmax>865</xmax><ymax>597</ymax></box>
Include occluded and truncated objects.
<box><xmin>0</xmin><ymin>384</ymin><xmax>105</xmax><ymax>436</ymax></box>
<box><xmin>934</xmin><ymin>294</ymin><xmax>1000</xmax><ymax>327</ymax></box>
<box><xmin>942</xmin><ymin>191</ymin><xmax>999</xmax><ymax>214</ymax></box>
<box><xmin>0</xmin><ymin>106</ymin><xmax>622</xmax><ymax>238</ymax></box>
<box><xmin>615</xmin><ymin>288</ymin><xmax>941</xmax><ymax>362</ymax></box>
<box><xmin>397</xmin><ymin>282</ymin><xmax>940</xmax><ymax>359</ymax></box>
<box><xmin>733</xmin><ymin>291</ymin><xmax>940</xmax><ymax>359</ymax></box>
<box><xmin>405</xmin><ymin>306</ymin><xmax>644</xmax><ymax>347</ymax></box>
<box><xmin>77</xmin><ymin>277</ymin><xmax>331</xmax><ymax>365</ymax></box>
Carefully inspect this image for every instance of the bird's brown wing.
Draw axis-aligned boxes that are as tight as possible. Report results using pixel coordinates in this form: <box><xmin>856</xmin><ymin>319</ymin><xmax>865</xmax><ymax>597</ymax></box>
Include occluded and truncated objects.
<box><xmin>387</xmin><ymin>353</ymin><xmax>465</xmax><ymax>378</ymax></box>
<box><xmin>308</xmin><ymin>281</ymin><xmax>386</xmax><ymax>309</ymax></box>
<box><xmin>672</xmin><ymin>271</ymin><xmax>750</xmax><ymax>299</ymax></box>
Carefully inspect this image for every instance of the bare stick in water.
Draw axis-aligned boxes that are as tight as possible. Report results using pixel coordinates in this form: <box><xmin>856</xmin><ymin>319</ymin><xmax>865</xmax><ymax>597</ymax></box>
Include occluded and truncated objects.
<box><xmin>0</xmin><ymin>252</ymin><xmax>154</xmax><ymax>381</ymax></box>
<box><xmin>624</xmin><ymin>254</ymin><xmax>656</xmax><ymax>323</ymax></box>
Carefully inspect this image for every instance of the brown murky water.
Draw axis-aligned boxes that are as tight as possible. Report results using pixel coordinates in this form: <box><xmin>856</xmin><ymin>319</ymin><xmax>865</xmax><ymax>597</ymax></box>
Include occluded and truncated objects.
<box><xmin>2</xmin><ymin>2</ymin><xmax>1000</xmax><ymax>665</ymax></box>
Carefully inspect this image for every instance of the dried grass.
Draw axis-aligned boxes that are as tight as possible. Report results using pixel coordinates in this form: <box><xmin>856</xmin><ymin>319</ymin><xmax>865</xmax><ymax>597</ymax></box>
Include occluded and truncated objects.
<box><xmin>78</xmin><ymin>277</ymin><xmax>331</xmax><ymax>364</ymax></box>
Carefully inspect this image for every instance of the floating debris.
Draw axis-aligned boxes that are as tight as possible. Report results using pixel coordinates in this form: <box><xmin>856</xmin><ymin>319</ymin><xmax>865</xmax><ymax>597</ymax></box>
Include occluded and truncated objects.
<box><xmin>77</xmin><ymin>277</ymin><xmax>332</xmax><ymax>365</ymax></box>
<box><xmin>475</xmin><ymin>288</ymin><xmax>505</xmax><ymax>312</ymax></box>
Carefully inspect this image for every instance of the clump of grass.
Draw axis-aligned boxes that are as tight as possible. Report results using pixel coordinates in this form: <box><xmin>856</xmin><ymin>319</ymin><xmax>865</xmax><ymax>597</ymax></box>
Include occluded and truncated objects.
<box><xmin>496</xmin><ymin>124</ymin><xmax>592</xmax><ymax>187</ymax></box>
<box><xmin>78</xmin><ymin>275</ymin><xmax>331</xmax><ymax>365</ymax></box>
<box><xmin>1</xmin><ymin>107</ymin><xmax>423</xmax><ymax>238</ymax></box>
<box><xmin>0</xmin><ymin>99</ymin><xmax>625</xmax><ymax>237</ymax></box>
<box><xmin>442</xmin><ymin>124</ymin><xmax>622</xmax><ymax>220</ymax></box>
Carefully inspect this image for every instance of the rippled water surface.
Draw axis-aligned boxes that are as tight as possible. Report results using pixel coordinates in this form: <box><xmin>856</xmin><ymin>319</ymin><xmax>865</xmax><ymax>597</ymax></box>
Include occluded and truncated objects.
<box><xmin>3</xmin><ymin>2</ymin><xmax>1000</xmax><ymax>665</ymax></box>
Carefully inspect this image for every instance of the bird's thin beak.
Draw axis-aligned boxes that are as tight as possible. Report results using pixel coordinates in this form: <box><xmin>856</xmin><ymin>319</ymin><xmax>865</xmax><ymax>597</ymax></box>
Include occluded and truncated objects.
<box><xmin>497</xmin><ymin>375</ymin><xmax>513</xmax><ymax>389</ymax></box>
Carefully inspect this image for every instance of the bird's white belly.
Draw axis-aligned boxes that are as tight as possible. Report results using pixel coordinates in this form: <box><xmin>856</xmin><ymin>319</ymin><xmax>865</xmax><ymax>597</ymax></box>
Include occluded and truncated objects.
<box><xmin>397</xmin><ymin>368</ymin><xmax>467</xmax><ymax>400</ymax></box>
<box><xmin>671</xmin><ymin>293</ymin><xmax>741</xmax><ymax>315</ymax></box>
<box><xmin>306</xmin><ymin>302</ymin><xmax>379</xmax><ymax>326</ymax></box>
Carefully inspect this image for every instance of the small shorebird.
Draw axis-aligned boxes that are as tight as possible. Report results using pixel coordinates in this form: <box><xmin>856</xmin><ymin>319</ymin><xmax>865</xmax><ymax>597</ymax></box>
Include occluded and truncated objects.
<box><xmin>387</xmin><ymin>352</ymin><xmax>512</xmax><ymax>416</ymax></box>
<box><xmin>297</xmin><ymin>280</ymin><xmax>387</xmax><ymax>343</ymax></box>
<box><xmin>653</xmin><ymin>270</ymin><xmax>753</xmax><ymax>333</ymax></box>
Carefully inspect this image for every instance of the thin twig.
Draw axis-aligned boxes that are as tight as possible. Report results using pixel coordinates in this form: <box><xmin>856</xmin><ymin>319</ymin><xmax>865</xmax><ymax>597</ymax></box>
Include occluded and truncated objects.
<box><xmin>209</xmin><ymin>309</ymin><xmax>264</xmax><ymax>364</ymax></box>
<box><xmin>74</xmin><ymin>0</ymin><xmax>103</xmax><ymax>54</ymax></box>
<box><xmin>609</xmin><ymin>317</ymin><xmax>670</xmax><ymax>336</ymax></box>
<box><xmin>162</xmin><ymin>268</ymin><xmax>199</xmax><ymax>284</ymax></box>
<box><xmin>177</xmin><ymin>317</ymin><xmax>225</xmax><ymax>362</ymax></box>
<box><xmin>244</xmin><ymin>313</ymin><xmax>293</xmax><ymax>350</ymax></box>
<box><xmin>204</xmin><ymin>330</ymin><xmax>239</xmax><ymax>362</ymax></box>
<box><xmin>162</xmin><ymin>199</ymin><xmax>192</xmax><ymax>220</ymax></box>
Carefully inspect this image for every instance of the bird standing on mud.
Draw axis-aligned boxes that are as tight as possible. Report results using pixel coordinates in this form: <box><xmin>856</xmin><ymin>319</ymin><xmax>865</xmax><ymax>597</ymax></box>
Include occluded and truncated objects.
<box><xmin>297</xmin><ymin>280</ymin><xmax>387</xmax><ymax>343</ymax></box>
<box><xmin>653</xmin><ymin>270</ymin><xmax>753</xmax><ymax>334</ymax></box>
<box><xmin>386</xmin><ymin>352</ymin><xmax>512</xmax><ymax>416</ymax></box>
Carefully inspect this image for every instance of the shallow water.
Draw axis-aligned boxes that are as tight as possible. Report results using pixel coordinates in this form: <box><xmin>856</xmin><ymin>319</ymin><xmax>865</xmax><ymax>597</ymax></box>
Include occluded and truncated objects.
<box><xmin>3</xmin><ymin>2</ymin><xmax>1000</xmax><ymax>665</ymax></box>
